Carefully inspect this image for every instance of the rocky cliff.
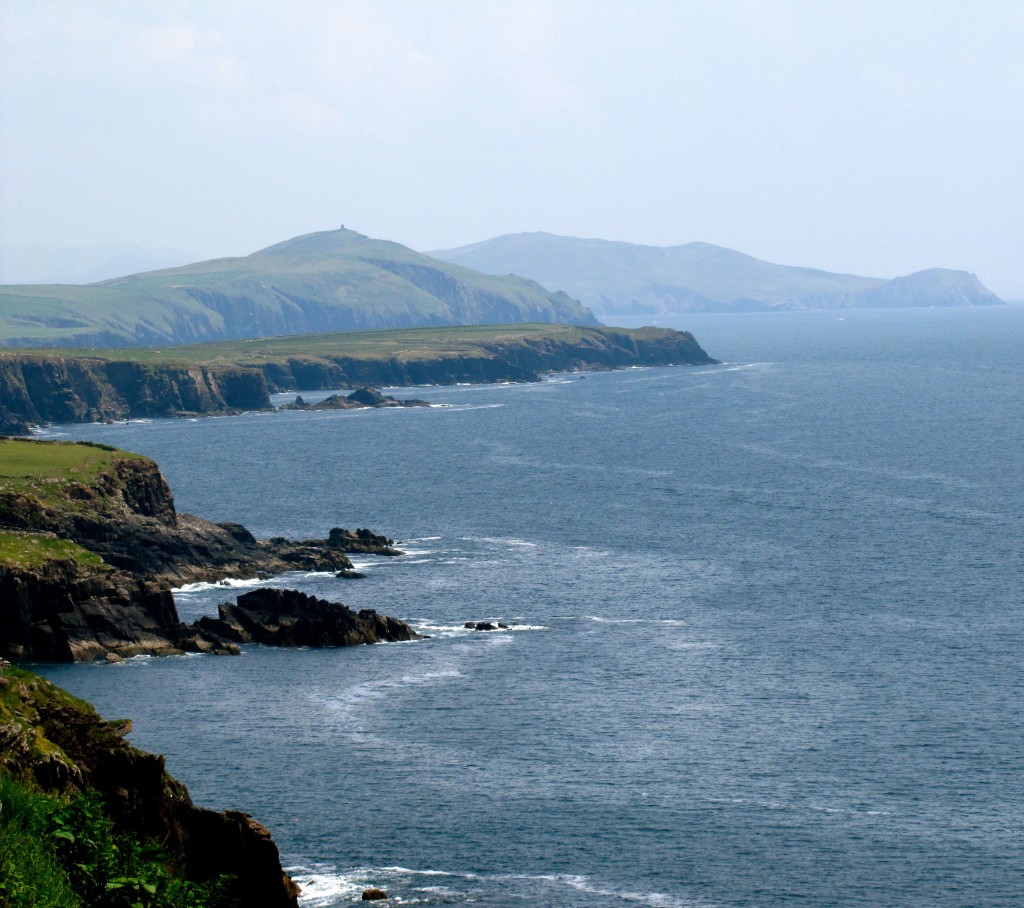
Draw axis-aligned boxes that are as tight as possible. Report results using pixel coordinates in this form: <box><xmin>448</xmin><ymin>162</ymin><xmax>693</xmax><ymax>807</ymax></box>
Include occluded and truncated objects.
<box><xmin>0</xmin><ymin>325</ymin><xmax>717</xmax><ymax>433</ymax></box>
<box><xmin>0</xmin><ymin>438</ymin><xmax>409</xmax><ymax>661</ymax></box>
<box><xmin>0</xmin><ymin>355</ymin><xmax>268</xmax><ymax>434</ymax></box>
<box><xmin>0</xmin><ymin>663</ymin><xmax>300</xmax><ymax>906</ymax></box>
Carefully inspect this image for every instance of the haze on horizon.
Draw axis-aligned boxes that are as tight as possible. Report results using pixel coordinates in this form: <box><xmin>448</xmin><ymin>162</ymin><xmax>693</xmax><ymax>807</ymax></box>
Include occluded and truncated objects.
<box><xmin>1</xmin><ymin>1</ymin><xmax>1022</xmax><ymax>298</ymax></box>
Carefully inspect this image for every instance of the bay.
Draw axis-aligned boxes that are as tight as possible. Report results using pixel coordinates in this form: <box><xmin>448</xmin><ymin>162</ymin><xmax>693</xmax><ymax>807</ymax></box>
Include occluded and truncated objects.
<box><xmin>39</xmin><ymin>307</ymin><xmax>1024</xmax><ymax>907</ymax></box>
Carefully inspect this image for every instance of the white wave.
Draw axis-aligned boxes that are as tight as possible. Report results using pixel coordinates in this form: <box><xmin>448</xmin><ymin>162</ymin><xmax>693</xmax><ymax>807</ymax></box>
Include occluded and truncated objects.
<box><xmin>558</xmin><ymin>873</ymin><xmax>709</xmax><ymax>908</ymax></box>
<box><xmin>291</xmin><ymin>864</ymin><xmax>710</xmax><ymax>907</ymax></box>
<box><xmin>393</xmin><ymin>546</ymin><xmax>433</xmax><ymax>558</ymax></box>
<box><xmin>172</xmin><ymin>576</ymin><xmax>269</xmax><ymax>594</ymax></box>
<box><xmin>551</xmin><ymin>615</ymin><xmax>687</xmax><ymax>627</ymax></box>
<box><xmin>471</xmin><ymin>536</ymin><xmax>539</xmax><ymax>548</ymax></box>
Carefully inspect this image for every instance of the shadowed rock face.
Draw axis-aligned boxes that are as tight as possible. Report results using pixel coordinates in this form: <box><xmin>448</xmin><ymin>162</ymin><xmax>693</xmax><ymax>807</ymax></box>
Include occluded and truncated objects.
<box><xmin>0</xmin><ymin>439</ymin><xmax>410</xmax><ymax>661</ymax></box>
<box><xmin>196</xmin><ymin>588</ymin><xmax>423</xmax><ymax>648</ymax></box>
<box><xmin>0</xmin><ymin>325</ymin><xmax>717</xmax><ymax>433</ymax></box>
<box><xmin>1</xmin><ymin>666</ymin><xmax>300</xmax><ymax>907</ymax></box>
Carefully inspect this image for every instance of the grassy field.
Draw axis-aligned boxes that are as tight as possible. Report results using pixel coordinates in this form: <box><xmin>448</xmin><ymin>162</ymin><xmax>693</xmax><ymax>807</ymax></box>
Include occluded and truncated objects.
<box><xmin>0</xmin><ymin>439</ymin><xmax>143</xmax><ymax>502</ymax></box>
<box><xmin>16</xmin><ymin>322</ymin><xmax>628</xmax><ymax>367</ymax></box>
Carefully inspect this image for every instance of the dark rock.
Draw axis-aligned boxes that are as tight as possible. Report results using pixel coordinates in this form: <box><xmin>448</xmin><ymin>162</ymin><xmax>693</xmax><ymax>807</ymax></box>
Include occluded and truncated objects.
<box><xmin>280</xmin><ymin>386</ymin><xmax>430</xmax><ymax>411</ymax></box>
<box><xmin>326</xmin><ymin>526</ymin><xmax>403</xmax><ymax>556</ymax></box>
<box><xmin>6</xmin><ymin>667</ymin><xmax>300</xmax><ymax>907</ymax></box>
<box><xmin>362</xmin><ymin>888</ymin><xmax>388</xmax><ymax>901</ymax></box>
<box><xmin>197</xmin><ymin>588</ymin><xmax>423</xmax><ymax>647</ymax></box>
<box><xmin>465</xmin><ymin>621</ymin><xmax>511</xmax><ymax>631</ymax></box>
<box><xmin>336</xmin><ymin>568</ymin><xmax>367</xmax><ymax>579</ymax></box>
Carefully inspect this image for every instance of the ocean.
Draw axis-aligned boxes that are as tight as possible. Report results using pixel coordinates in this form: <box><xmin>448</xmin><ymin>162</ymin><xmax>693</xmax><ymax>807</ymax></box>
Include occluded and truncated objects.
<box><xmin>38</xmin><ymin>307</ymin><xmax>1024</xmax><ymax>907</ymax></box>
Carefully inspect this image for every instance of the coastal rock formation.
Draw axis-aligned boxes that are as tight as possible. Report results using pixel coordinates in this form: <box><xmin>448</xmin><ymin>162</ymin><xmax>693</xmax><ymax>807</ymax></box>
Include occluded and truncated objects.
<box><xmin>282</xmin><ymin>386</ymin><xmax>431</xmax><ymax>410</ymax></box>
<box><xmin>195</xmin><ymin>588</ymin><xmax>423</xmax><ymax>647</ymax></box>
<box><xmin>0</xmin><ymin>553</ymin><xmax>180</xmax><ymax>662</ymax></box>
<box><xmin>0</xmin><ymin>663</ymin><xmax>300</xmax><ymax>906</ymax></box>
<box><xmin>0</xmin><ymin>438</ymin><xmax>412</xmax><ymax>661</ymax></box>
<box><xmin>0</xmin><ymin>325</ymin><xmax>717</xmax><ymax>433</ymax></box>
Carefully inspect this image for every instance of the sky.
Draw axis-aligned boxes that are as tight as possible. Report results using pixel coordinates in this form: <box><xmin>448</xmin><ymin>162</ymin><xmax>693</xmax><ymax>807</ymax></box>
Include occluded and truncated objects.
<box><xmin>1</xmin><ymin>0</ymin><xmax>1022</xmax><ymax>296</ymax></box>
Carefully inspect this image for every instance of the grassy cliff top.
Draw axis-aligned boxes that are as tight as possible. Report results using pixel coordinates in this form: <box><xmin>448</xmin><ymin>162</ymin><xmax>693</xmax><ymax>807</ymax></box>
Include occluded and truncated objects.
<box><xmin>0</xmin><ymin>439</ymin><xmax>145</xmax><ymax>503</ymax></box>
<box><xmin>0</xmin><ymin>323</ymin><xmax>679</xmax><ymax>368</ymax></box>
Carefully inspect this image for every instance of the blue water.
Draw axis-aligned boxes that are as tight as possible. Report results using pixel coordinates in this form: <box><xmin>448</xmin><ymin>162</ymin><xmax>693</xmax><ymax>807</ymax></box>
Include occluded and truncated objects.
<box><xmin>38</xmin><ymin>308</ymin><xmax>1024</xmax><ymax>907</ymax></box>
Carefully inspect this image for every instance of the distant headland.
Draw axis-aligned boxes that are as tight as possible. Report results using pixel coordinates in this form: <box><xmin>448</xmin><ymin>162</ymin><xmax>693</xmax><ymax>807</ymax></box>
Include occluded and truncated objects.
<box><xmin>0</xmin><ymin>323</ymin><xmax>718</xmax><ymax>435</ymax></box>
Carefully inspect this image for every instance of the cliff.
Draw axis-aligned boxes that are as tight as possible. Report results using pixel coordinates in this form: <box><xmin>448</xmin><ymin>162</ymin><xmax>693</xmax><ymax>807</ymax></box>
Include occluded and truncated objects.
<box><xmin>0</xmin><ymin>662</ymin><xmax>300</xmax><ymax>906</ymax></box>
<box><xmin>0</xmin><ymin>438</ymin><xmax>410</xmax><ymax>662</ymax></box>
<box><xmin>0</xmin><ymin>324</ymin><xmax>717</xmax><ymax>433</ymax></box>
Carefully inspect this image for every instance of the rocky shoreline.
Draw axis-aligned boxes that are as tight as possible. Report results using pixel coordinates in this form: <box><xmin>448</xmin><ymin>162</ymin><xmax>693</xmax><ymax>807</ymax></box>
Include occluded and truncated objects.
<box><xmin>0</xmin><ymin>438</ymin><xmax>417</xmax><ymax>661</ymax></box>
<box><xmin>0</xmin><ymin>325</ymin><xmax>718</xmax><ymax>434</ymax></box>
<box><xmin>1</xmin><ymin>662</ymin><xmax>302</xmax><ymax>906</ymax></box>
<box><xmin>0</xmin><ymin>436</ymin><xmax>427</xmax><ymax>904</ymax></box>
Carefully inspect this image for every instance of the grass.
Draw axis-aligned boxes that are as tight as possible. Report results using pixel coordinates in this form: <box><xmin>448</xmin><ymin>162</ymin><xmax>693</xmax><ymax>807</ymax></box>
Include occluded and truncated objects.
<box><xmin>0</xmin><ymin>438</ymin><xmax>144</xmax><ymax>507</ymax></box>
<box><xmin>0</xmin><ymin>774</ymin><xmax>80</xmax><ymax>907</ymax></box>
<box><xmin>2</xmin><ymin>323</ymin><xmax>658</xmax><ymax>368</ymax></box>
<box><xmin>0</xmin><ymin>531</ymin><xmax>105</xmax><ymax>570</ymax></box>
<box><xmin>0</xmin><ymin>227</ymin><xmax>595</xmax><ymax>348</ymax></box>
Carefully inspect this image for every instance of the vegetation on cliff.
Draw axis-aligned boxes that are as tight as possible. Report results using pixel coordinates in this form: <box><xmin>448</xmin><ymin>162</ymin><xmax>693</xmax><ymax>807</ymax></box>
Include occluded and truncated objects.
<box><xmin>0</xmin><ymin>227</ymin><xmax>597</xmax><ymax>348</ymax></box>
<box><xmin>0</xmin><ymin>323</ymin><xmax>717</xmax><ymax>434</ymax></box>
<box><xmin>0</xmin><ymin>663</ymin><xmax>296</xmax><ymax>906</ymax></box>
<box><xmin>0</xmin><ymin>438</ymin><xmax>413</xmax><ymax>661</ymax></box>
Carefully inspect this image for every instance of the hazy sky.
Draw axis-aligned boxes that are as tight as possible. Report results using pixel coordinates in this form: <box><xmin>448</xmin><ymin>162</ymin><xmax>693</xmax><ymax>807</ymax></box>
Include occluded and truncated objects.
<box><xmin>1</xmin><ymin>1</ymin><xmax>1022</xmax><ymax>296</ymax></box>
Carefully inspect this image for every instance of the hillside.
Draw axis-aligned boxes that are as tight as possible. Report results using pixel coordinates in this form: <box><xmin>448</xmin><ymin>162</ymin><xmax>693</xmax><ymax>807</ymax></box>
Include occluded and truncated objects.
<box><xmin>431</xmin><ymin>232</ymin><xmax>1005</xmax><ymax>314</ymax></box>
<box><xmin>0</xmin><ymin>228</ymin><xmax>597</xmax><ymax>348</ymax></box>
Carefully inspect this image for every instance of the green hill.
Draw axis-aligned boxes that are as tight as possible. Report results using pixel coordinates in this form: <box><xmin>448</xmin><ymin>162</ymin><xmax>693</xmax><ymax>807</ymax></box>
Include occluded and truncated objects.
<box><xmin>0</xmin><ymin>228</ymin><xmax>597</xmax><ymax>348</ymax></box>
<box><xmin>431</xmin><ymin>232</ymin><xmax>1005</xmax><ymax>314</ymax></box>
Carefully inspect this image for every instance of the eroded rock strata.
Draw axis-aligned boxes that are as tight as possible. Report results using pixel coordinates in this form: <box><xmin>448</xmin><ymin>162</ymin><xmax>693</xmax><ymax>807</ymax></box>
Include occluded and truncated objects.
<box><xmin>0</xmin><ymin>664</ymin><xmax>300</xmax><ymax>906</ymax></box>
<box><xmin>0</xmin><ymin>325</ymin><xmax>717</xmax><ymax>433</ymax></box>
<box><xmin>0</xmin><ymin>438</ymin><xmax>411</xmax><ymax>661</ymax></box>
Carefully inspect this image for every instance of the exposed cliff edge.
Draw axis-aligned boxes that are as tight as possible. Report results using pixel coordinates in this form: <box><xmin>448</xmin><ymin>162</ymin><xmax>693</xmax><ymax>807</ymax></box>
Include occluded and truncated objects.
<box><xmin>0</xmin><ymin>324</ymin><xmax>717</xmax><ymax>434</ymax></box>
<box><xmin>0</xmin><ymin>662</ymin><xmax>300</xmax><ymax>906</ymax></box>
<box><xmin>0</xmin><ymin>438</ymin><xmax>412</xmax><ymax>662</ymax></box>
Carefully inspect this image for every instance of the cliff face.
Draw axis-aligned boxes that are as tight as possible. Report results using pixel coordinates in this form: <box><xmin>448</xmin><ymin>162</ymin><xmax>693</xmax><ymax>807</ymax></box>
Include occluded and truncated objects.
<box><xmin>0</xmin><ymin>556</ymin><xmax>179</xmax><ymax>662</ymax></box>
<box><xmin>0</xmin><ymin>355</ymin><xmax>270</xmax><ymax>434</ymax></box>
<box><xmin>0</xmin><ymin>664</ymin><xmax>300</xmax><ymax>906</ymax></box>
<box><xmin>0</xmin><ymin>438</ymin><xmax>405</xmax><ymax>661</ymax></box>
<box><xmin>0</xmin><ymin>326</ymin><xmax>716</xmax><ymax>433</ymax></box>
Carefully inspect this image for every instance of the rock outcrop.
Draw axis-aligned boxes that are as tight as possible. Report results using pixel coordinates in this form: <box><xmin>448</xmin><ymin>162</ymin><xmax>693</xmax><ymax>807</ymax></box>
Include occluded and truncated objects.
<box><xmin>0</xmin><ymin>663</ymin><xmax>300</xmax><ymax>906</ymax></box>
<box><xmin>0</xmin><ymin>438</ymin><xmax>412</xmax><ymax>661</ymax></box>
<box><xmin>281</xmin><ymin>386</ymin><xmax>431</xmax><ymax>410</ymax></box>
<box><xmin>195</xmin><ymin>588</ymin><xmax>422</xmax><ymax>647</ymax></box>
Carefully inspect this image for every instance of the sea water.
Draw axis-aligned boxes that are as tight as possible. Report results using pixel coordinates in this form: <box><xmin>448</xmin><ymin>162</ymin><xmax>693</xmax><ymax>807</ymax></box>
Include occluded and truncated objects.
<box><xmin>38</xmin><ymin>308</ymin><xmax>1024</xmax><ymax>906</ymax></box>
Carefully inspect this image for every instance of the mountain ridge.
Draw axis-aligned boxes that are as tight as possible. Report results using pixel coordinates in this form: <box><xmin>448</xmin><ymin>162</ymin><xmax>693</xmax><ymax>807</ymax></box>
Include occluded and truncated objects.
<box><xmin>430</xmin><ymin>232</ymin><xmax>1003</xmax><ymax>314</ymax></box>
<box><xmin>0</xmin><ymin>229</ymin><xmax>597</xmax><ymax>348</ymax></box>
